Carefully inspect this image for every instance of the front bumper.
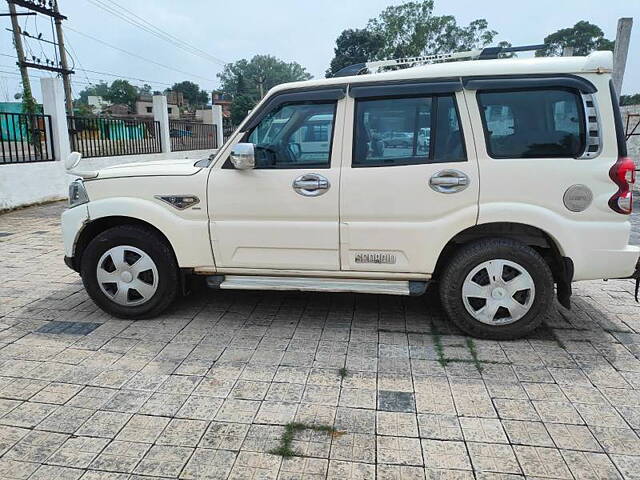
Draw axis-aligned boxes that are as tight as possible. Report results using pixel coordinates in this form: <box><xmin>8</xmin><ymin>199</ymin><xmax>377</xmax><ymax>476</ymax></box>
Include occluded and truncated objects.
<box><xmin>61</xmin><ymin>205</ymin><xmax>89</xmax><ymax>272</ymax></box>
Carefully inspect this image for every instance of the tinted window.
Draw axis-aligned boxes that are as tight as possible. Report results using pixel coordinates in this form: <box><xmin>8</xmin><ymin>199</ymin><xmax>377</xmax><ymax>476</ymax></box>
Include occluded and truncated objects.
<box><xmin>477</xmin><ymin>89</ymin><xmax>585</xmax><ymax>158</ymax></box>
<box><xmin>248</xmin><ymin>102</ymin><xmax>335</xmax><ymax>168</ymax></box>
<box><xmin>353</xmin><ymin>95</ymin><xmax>465</xmax><ymax>167</ymax></box>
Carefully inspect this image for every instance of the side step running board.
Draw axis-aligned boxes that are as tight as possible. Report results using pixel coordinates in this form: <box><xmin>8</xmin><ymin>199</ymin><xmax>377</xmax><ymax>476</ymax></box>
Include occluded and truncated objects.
<box><xmin>207</xmin><ymin>275</ymin><xmax>427</xmax><ymax>296</ymax></box>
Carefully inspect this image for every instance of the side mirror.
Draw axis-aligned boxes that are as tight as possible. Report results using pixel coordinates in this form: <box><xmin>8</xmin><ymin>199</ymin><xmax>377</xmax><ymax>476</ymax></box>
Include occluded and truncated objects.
<box><xmin>65</xmin><ymin>151</ymin><xmax>82</xmax><ymax>171</ymax></box>
<box><xmin>230</xmin><ymin>143</ymin><xmax>255</xmax><ymax>170</ymax></box>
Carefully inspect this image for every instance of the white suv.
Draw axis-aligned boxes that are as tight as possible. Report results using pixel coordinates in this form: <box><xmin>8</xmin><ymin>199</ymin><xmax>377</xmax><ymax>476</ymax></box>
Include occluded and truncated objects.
<box><xmin>61</xmin><ymin>50</ymin><xmax>639</xmax><ymax>339</ymax></box>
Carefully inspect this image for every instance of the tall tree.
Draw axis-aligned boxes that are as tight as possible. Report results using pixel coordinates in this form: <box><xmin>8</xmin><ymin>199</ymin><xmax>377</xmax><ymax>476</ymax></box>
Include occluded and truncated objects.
<box><xmin>105</xmin><ymin>79</ymin><xmax>139</xmax><ymax>108</ymax></box>
<box><xmin>326</xmin><ymin>0</ymin><xmax>499</xmax><ymax>76</ymax></box>
<box><xmin>169</xmin><ymin>81</ymin><xmax>209</xmax><ymax>108</ymax></box>
<box><xmin>218</xmin><ymin>55</ymin><xmax>312</xmax><ymax>124</ymax></box>
<box><xmin>326</xmin><ymin>29</ymin><xmax>385</xmax><ymax>77</ymax></box>
<box><xmin>76</xmin><ymin>81</ymin><xmax>110</xmax><ymax>106</ymax></box>
<box><xmin>536</xmin><ymin>21</ymin><xmax>614</xmax><ymax>57</ymax></box>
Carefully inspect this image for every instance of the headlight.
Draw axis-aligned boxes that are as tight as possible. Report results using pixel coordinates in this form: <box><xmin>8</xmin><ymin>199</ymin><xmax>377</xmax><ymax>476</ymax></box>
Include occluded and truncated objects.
<box><xmin>68</xmin><ymin>179</ymin><xmax>89</xmax><ymax>208</ymax></box>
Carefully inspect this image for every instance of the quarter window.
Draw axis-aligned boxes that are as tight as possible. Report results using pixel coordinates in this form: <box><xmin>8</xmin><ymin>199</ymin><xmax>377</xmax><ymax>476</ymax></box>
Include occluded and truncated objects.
<box><xmin>353</xmin><ymin>95</ymin><xmax>465</xmax><ymax>167</ymax></box>
<box><xmin>477</xmin><ymin>88</ymin><xmax>585</xmax><ymax>158</ymax></box>
<box><xmin>247</xmin><ymin>102</ymin><xmax>335</xmax><ymax>168</ymax></box>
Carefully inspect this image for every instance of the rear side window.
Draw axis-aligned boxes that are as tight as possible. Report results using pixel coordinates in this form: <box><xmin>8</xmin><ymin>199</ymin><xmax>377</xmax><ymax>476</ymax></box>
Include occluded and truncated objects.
<box><xmin>353</xmin><ymin>95</ymin><xmax>466</xmax><ymax>167</ymax></box>
<box><xmin>477</xmin><ymin>88</ymin><xmax>585</xmax><ymax>158</ymax></box>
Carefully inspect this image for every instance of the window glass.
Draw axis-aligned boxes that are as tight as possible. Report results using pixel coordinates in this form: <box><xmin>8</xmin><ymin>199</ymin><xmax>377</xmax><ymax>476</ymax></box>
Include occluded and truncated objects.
<box><xmin>353</xmin><ymin>95</ymin><xmax>465</xmax><ymax>167</ymax></box>
<box><xmin>248</xmin><ymin>102</ymin><xmax>335</xmax><ymax>168</ymax></box>
<box><xmin>477</xmin><ymin>89</ymin><xmax>584</xmax><ymax>158</ymax></box>
<box><xmin>433</xmin><ymin>95</ymin><xmax>466</xmax><ymax>163</ymax></box>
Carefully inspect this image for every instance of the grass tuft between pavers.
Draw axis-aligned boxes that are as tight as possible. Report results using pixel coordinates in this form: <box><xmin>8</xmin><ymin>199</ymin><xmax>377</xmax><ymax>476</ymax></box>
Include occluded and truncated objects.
<box><xmin>269</xmin><ymin>422</ymin><xmax>344</xmax><ymax>458</ymax></box>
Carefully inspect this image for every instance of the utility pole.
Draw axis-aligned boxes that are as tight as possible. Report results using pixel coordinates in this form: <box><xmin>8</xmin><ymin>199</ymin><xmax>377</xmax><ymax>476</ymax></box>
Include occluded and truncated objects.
<box><xmin>7</xmin><ymin>1</ymin><xmax>35</xmax><ymax>112</ymax></box>
<box><xmin>612</xmin><ymin>17</ymin><xmax>633</xmax><ymax>101</ymax></box>
<box><xmin>5</xmin><ymin>0</ymin><xmax>75</xmax><ymax>112</ymax></box>
<box><xmin>52</xmin><ymin>0</ymin><xmax>73</xmax><ymax>113</ymax></box>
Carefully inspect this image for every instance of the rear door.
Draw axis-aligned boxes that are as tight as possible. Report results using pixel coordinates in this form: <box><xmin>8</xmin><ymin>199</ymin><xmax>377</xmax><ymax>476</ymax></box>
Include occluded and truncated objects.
<box><xmin>339</xmin><ymin>82</ymin><xmax>479</xmax><ymax>274</ymax></box>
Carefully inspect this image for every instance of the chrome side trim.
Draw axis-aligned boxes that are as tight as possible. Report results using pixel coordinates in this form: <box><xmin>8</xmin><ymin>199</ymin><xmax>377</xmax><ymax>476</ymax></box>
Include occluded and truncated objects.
<box><xmin>218</xmin><ymin>275</ymin><xmax>412</xmax><ymax>295</ymax></box>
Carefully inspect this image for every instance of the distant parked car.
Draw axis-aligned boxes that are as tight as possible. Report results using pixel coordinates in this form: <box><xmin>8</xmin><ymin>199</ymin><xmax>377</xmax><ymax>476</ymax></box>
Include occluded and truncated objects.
<box><xmin>383</xmin><ymin>131</ymin><xmax>413</xmax><ymax>148</ymax></box>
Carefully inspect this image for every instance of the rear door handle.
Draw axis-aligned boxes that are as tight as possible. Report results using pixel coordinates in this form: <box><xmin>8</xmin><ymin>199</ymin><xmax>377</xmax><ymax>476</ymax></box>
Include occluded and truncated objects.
<box><xmin>429</xmin><ymin>169</ymin><xmax>470</xmax><ymax>193</ymax></box>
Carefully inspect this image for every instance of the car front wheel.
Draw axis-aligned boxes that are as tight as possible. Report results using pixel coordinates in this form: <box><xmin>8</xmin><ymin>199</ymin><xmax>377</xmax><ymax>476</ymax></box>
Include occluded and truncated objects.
<box><xmin>439</xmin><ymin>238</ymin><xmax>554</xmax><ymax>340</ymax></box>
<box><xmin>80</xmin><ymin>225</ymin><xmax>179</xmax><ymax>319</ymax></box>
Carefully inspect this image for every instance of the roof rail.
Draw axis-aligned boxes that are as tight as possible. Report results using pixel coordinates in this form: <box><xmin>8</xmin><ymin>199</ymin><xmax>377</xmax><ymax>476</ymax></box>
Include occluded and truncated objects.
<box><xmin>332</xmin><ymin>44</ymin><xmax>546</xmax><ymax>77</ymax></box>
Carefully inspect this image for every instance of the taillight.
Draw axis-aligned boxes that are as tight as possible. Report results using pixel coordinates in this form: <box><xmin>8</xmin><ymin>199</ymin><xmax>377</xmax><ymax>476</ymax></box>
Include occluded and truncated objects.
<box><xmin>609</xmin><ymin>156</ymin><xmax>636</xmax><ymax>214</ymax></box>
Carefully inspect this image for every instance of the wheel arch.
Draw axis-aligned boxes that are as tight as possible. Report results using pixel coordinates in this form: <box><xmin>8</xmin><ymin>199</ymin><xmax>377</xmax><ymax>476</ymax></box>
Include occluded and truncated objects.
<box><xmin>433</xmin><ymin>222</ymin><xmax>574</xmax><ymax>307</ymax></box>
<box><xmin>72</xmin><ymin>216</ymin><xmax>174</xmax><ymax>272</ymax></box>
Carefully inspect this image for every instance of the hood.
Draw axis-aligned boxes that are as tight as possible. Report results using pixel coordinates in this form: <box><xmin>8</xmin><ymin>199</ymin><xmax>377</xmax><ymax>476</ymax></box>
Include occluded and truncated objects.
<box><xmin>92</xmin><ymin>158</ymin><xmax>202</xmax><ymax>180</ymax></box>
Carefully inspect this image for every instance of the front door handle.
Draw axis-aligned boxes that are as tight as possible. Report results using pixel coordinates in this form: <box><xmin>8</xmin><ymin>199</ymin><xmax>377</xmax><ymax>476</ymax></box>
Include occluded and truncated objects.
<box><xmin>429</xmin><ymin>169</ymin><xmax>470</xmax><ymax>193</ymax></box>
<box><xmin>293</xmin><ymin>174</ymin><xmax>330</xmax><ymax>197</ymax></box>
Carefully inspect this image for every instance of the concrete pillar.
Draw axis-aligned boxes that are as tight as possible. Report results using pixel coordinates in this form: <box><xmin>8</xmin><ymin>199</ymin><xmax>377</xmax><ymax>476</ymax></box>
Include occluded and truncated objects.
<box><xmin>40</xmin><ymin>77</ymin><xmax>71</xmax><ymax>162</ymax></box>
<box><xmin>153</xmin><ymin>95</ymin><xmax>171</xmax><ymax>153</ymax></box>
<box><xmin>212</xmin><ymin>104</ymin><xmax>224</xmax><ymax>148</ymax></box>
<box><xmin>613</xmin><ymin>18</ymin><xmax>633</xmax><ymax>100</ymax></box>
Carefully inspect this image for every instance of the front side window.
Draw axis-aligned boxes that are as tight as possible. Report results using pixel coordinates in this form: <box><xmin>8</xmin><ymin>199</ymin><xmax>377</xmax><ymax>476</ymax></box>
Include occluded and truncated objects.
<box><xmin>477</xmin><ymin>88</ymin><xmax>585</xmax><ymax>158</ymax></box>
<box><xmin>353</xmin><ymin>95</ymin><xmax>465</xmax><ymax>167</ymax></box>
<box><xmin>247</xmin><ymin>102</ymin><xmax>335</xmax><ymax>168</ymax></box>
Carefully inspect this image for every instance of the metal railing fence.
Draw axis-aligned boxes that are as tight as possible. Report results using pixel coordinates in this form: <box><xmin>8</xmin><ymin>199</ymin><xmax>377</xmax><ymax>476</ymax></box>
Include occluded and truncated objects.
<box><xmin>1</xmin><ymin>112</ymin><xmax>54</xmax><ymax>164</ymax></box>
<box><xmin>169</xmin><ymin>120</ymin><xmax>218</xmax><ymax>151</ymax></box>
<box><xmin>67</xmin><ymin>116</ymin><xmax>162</xmax><ymax>158</ymax></box>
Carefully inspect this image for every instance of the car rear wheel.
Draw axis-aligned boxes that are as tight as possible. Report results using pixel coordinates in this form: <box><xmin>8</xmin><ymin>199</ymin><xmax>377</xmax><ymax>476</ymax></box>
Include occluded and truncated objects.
<box><xmin>81</xmin><ymin>225</ymin><xmax>178</xmax><ymax>319</ymax></box>
<box><xmin>439</xmin><ymin>238</ymin><xmax>553</xmax><ymax>340</ymax></box>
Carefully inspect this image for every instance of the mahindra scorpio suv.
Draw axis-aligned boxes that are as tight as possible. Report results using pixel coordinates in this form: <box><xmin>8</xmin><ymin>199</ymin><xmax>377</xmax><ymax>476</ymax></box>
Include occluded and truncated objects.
<box><xmin>61</xmin><ymin>50</ymin><xmax>639</xmax><ymax>339</ymax></box>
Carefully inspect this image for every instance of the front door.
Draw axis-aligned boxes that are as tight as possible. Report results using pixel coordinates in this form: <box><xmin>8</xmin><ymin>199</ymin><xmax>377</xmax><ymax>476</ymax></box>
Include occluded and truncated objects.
<box><xmin>208</xmin><ymin>93</ymin><xmax>344</xmax><ymax>271</ymax></box>
<box><xmin>339</xmin><ymin>86</ymin><xmax>479</xmax><ymax>274</ymax></box>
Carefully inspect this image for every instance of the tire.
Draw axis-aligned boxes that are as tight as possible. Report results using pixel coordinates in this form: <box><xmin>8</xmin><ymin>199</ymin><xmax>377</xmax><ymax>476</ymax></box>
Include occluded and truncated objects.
<box><xmin>80</xmin><ymin>224</ymin><xmax>179</xmax><ymax>319</ymax></box>
<box><xmin>439</xmin><ymin>238</ymin><xmax>554</xmax><ymax>340</ymax></box>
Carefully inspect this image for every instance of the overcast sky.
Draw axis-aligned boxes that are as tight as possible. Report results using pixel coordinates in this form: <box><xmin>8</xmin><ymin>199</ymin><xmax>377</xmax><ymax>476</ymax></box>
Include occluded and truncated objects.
<box><xmin>0</xmin><ymin>0</ymin><xmax>638</xmax><ymax>103</ymax></box>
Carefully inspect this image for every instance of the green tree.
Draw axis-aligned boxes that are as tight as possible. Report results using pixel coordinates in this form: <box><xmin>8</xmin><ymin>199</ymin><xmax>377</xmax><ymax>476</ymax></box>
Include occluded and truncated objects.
<box><xmin>326</xmin><ymin>0</ymin><xmax>499</xmax><ymax>75</ymax></box>
<box><xmin>620</xmin><ymin>94</ymin><xmax>640</xmax><ymax>106</ymax></box>
<box><xmin>105</xmin><ymin>79</ymin><xmax>139</xmax><ymax>108</ymax></box>
<box><xmin>326</xmin><ymin>29</ymin><xmax>385</xmax><ymax>77</ymax></box>
<box><xmin>367</xmin><ymin>1</ymin><xmax>497</xmax><ymax>58</ymax></box>
<box><xmin>218</xmin><ymin>55</ymin><xmax>312</xmax><ymax>124</ymax></box>
<box><xmin>536</xmin><ymin>21</ymin><xmax>614</xmax><ymax>57</ymax></box>
<box><xmin>76</xmin><ymin>81</ymin><xmax>110</xmax><ymax>106</ymax></box>
<box><xmin>168</xmin><ymin>81</ymin><xmax>209</xmax><ymax>108</ymax></box>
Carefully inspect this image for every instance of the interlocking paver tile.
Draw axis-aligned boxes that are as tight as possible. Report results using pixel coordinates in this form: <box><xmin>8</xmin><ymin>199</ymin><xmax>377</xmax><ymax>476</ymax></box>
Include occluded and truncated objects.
<box><xmin>590</xmin><ymin>426</ymin><xmax>640</xmax><ymax>455</ymax></box>
<box><xmin>75</xmin><ymin>410</ymin><xmax>131</xmax><ymax>438</ymax></box>
<box><xmin>47</xmin><ymin>436</ymin><xmax>109</xmax><ymax>469</ymax></box>
<box><xmin>133</xmin><ymin>444</ymin><xmax>194</xmax><ymax>477</ymax></box>
<box><xmin>279</xmin><ymin>456</ymin><xmax>328</xmax><ymax>479</ymax></box>
<box><xmin>459</xmin><ymin>417</ymin><xmax>508</xmax><ymax>444</ymax></box>
<box><xmin>0</xmin><ymin>400</ymin><xmax>57</xmax><ymax>427</ymax></box>
<box><xmin>466</xmin><ymin>442</ymin><xmax>521</xmax><ymax>474</ymax></box>
<box><xmin>228</xmin><ymin>451</ymin><xmax>281</xmax><ymax>479</ymax></box>
<box><xmin>330</xmin><ymin>432</ymin><xmax>376</xmax><ymax>463</ymax></box>
<box><xmin>545</xmin><ymin>423</ymin><xmax>602</xmax><ymax>452</ymax></box>
<box><xmin>327</xmin><ymin>459</ymin><xmax>375</xmax><ymax>479</ymax></box>
<box><xmin>417</xmin><ymin>414</ymin><xmax>462</xmax><ymax>441</ymax></box>
<box><xmin>377</xmin><ymin>411</ymin><xmax>419</xmax><ymax>437</ymax></box>
<box><xmin>377</xmin><ymin>435</ymin><xmax>423</xmax><ymax>466</ymax></box>
<box><xmin>180</xmin><ymin>447</ymin><xmax>237</xmax><ymax>479</ymax></box>
<box><xmin>89</xmin><ymin>440</ymin><xmax>151</xmax><ymax>473</ymax></box>
<box><xmin>561</xmin><ymin>450</ymin><xmax>622</xmax><ymax>480</ymax></box>
<box><xmin>335</xmin><ymin>407</ymin><xmax>376</xmax><ymax>434</ymax></box>
<box><xmin>199</xmin><ymin>421</ymin><xmax>250</xmax><ymax>450</ymax></box>
<box><xmin>420</xmin><ymin>439</ymin><xmax>471</xmax><ymax>470</ymax></box>
<box><xmin>4</xmin><ymin>430</ymin><xmax>69</xmax><ymax>463</ymax></box>
<box><xmin>513</xmin><ymin>445</ymin><xmax>572</xmax><ymax>478</ymax></box>
<box><xmin>115</xmin><ymin>414</ymin><xmax>170</xmax><ymax>443</ymax></box>
<box><xmin>156</xmin><ymin>418</ymin><xmax>208</xmax><ymax>446</ymax></box>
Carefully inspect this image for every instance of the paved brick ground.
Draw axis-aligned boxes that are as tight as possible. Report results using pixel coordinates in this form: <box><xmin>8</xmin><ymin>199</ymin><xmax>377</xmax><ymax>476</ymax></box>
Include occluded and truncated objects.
<box><xmin>0</xmin><ymin>201</ymin><xmax>639</xmax><ymax>480</ymax></box>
